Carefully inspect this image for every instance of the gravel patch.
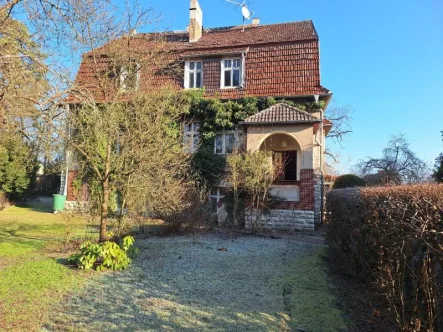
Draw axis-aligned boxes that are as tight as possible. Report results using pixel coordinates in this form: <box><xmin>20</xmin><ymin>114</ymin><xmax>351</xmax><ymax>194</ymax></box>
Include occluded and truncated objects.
<box><xmin>43</xmin><ymin>233</ymin><xmax>327</xmax><ymax>331</ymax></box>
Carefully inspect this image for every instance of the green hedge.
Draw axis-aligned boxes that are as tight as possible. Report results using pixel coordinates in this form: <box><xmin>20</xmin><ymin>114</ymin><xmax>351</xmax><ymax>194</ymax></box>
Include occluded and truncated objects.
<box><xmin>332</xmin><ymin>174</ymin><xmax>366</xmax><ymax>189</ymax></box>
<box><xmin>326</xmin><ymin>184</ymin><xmax>443</xmax><ymax>331</ymax></box>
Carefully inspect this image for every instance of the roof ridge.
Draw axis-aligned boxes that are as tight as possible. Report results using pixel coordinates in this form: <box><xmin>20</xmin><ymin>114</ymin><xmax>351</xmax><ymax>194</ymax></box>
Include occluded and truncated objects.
<box><xmin>204</xmin><ymin>20</ymin><xmax>314</xmax><ymax>32</ymax></box>
<box><xmin>135</xmin><ymin>20</ymin><xmax>316</xmax><ymax>37</ymax></box>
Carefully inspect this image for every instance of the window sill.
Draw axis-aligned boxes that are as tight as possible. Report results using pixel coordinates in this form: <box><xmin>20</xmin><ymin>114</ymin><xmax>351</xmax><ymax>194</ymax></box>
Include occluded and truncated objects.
<box><xmin>220</xmin><ymin>86</ymin><xmax>243</xmax><ymax>90</ymax></box>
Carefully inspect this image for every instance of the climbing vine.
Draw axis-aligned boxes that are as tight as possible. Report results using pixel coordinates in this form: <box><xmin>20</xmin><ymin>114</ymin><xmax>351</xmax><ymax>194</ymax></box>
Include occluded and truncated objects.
<box><xmin>186</xmin><ymin>90</ymin><xmax>325</xmax><ymax>191</ymax></box>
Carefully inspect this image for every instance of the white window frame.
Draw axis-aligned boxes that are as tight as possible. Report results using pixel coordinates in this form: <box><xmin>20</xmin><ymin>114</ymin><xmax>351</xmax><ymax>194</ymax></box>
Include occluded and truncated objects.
<box><xmin>120</xmin><ymin>61</ymin><xmax>140</xmax><ymax>91</ymax></box>
<box><xmin>220</xmin><ymin>55</ymin><xmax>245</xmax><ymax>89</ymax></box>
<box><xmin>209</xmin><ymin>188</ymin><xmax>225</xmax><ymax>213</ymax></box>
<box><xmin>184</xmin><ymin>61</ymin><xmax>203</xmax><ymax>89</ymax></box>
<box><xmin>214</xmin><ymin>130</ymin><xmax>239</xmax><ymax>155</ymax></box>
<box><xmin>183</xmin><ymin>121</ymin><xmax>201</xmax><ymax>152</ymax></box>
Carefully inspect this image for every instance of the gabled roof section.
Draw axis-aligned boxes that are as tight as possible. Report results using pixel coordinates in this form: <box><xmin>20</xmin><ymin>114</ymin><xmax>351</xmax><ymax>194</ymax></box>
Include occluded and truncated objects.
<box><xmin>90</xmin><ymin>20</ymin><xmax>318</xmax><ymax>55</ymax></box>
<box><xmin>241</xmin><ymin>103</ymin><xmax>321</xmax><ymax>125</ymax></box>
<box><xmin>68</xmin><ymin>20</ymin><xmax>331</xmax><ymax>103</ymax></box>
<box><xmin>188</xmin><ymin>20</ymin><xmax>318</xmax><ymax>49</ymax></box>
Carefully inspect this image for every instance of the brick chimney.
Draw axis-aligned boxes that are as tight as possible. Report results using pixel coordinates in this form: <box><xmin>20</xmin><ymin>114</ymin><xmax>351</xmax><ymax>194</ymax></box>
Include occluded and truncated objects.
<box><xmin>189</xmin><ymin>0</ymin><xmax>203</xmax><ymax>43</ymax></box>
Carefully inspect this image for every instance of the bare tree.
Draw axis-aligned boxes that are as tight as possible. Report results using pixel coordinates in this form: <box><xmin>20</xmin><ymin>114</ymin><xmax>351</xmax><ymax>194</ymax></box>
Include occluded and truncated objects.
<box><xmin>225</xmin><ymin>150</ymin><xmax>278</xmax><ymax>233</ymax></box>
<box><xmin>358</xmin><ymin>134</ymin><xmax>428</xmax><ymax>185</ymax></box>
<box><xmin>57</xmin><ymin>1</ymin><xmax>194</xmax><ymax>242</ymax></box>
<box><xmin>323</xmin><ymin>102</ymin><xmax>353</xmax><ymax>169</ymax></box>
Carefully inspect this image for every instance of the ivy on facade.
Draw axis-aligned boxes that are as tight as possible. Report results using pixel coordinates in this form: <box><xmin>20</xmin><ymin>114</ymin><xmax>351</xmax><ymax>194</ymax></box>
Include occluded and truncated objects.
<box><xmin>186</xmin><ymin>90</ymin><xmax>325</xmax><ymax>191</ymax></box>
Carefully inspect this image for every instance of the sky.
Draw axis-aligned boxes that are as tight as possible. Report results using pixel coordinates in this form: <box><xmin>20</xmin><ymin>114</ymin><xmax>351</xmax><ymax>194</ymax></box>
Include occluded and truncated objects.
<box><xmin>112</xmin><ymin>0</ymin><xmax>443</xmax><ymax>173</ymax></box>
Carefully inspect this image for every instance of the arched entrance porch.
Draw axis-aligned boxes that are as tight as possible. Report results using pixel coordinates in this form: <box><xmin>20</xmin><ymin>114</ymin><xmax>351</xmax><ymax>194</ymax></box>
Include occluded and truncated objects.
<box><xmin>259</xmin><ymin>132</ymin><xmax>302</xmax><ymax>183</ymax></box>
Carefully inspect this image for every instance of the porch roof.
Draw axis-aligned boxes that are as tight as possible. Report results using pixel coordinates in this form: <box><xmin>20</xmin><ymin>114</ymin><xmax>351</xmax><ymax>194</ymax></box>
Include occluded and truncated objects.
<box><xmin>240</xmin><ymin>103</ymin><xmax>321</xmax><ymax>125</ymax></box>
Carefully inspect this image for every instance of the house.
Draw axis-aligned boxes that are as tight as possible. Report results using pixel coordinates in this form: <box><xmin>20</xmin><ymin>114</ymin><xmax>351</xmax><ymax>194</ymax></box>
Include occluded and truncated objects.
<box><xmin>61</xmin><ymin>0</ymin><xmax>332</xmax><ymax>230</ymax></box>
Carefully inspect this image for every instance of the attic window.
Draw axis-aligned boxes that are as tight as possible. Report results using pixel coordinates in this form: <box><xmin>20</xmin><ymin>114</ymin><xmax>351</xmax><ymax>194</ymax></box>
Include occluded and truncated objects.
<box><xmin>184</xmin><ymin>61</ymin><xmax>203</xmax><ymax>89</ymax></box>
<box><xmin>119</xmin><ymin>61</ymin><xmax>140</xmax><ymax>91</ymax></box>
<box><xmin>221</xmin><ymin>58</ymin><xmax>243</xmax><ymax>88</ymax></box>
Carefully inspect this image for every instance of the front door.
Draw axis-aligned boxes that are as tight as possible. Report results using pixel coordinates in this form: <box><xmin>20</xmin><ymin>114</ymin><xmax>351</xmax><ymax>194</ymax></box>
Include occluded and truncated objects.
<box><xmin>284</xmin><ymin>151</ymin><xmax>297</xmax><ymax>181</ymax></box>
<box><xmin>273</xmin><ymin>151</ymin><xmax>297</xmax><ymax>181</ymax></box>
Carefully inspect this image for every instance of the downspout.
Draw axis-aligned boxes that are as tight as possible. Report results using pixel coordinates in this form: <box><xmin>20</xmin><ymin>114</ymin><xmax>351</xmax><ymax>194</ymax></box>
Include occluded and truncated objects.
<box><xmin>63</xmin><ymin>104</ymin><xmax>70</xmax><ymax>197</ymax></box>
<box><xmin>313</xmin><ymin>95</ymin><xmax>325</xmax><ymax>226</ymax></box>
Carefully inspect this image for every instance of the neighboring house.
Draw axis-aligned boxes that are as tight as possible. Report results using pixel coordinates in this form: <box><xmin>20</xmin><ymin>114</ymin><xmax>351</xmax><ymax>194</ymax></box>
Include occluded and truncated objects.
<box><xmin>61</xmin><ymin>0</ymin><xmax>333</xmax><ymax>230</ymax></box>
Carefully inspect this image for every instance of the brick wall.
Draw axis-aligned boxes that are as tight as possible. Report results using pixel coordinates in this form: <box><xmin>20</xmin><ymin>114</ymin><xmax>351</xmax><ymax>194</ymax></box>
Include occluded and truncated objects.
<box><xmin>273</xmin><ymin>169</ymin><xmax>316</xmax><ymax>211</ymax></box>
<box><xmin>66</xmin><ymin>170</ymin><xmax>90</xmax><ymax>202</ymax></box>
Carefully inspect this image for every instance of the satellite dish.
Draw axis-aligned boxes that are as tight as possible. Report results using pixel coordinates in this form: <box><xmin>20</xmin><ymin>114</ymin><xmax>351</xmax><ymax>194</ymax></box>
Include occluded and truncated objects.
<box><xmin>241</xmin><ymin>5</ymin><xmax>251</xmax><ymax>20</ymax></box>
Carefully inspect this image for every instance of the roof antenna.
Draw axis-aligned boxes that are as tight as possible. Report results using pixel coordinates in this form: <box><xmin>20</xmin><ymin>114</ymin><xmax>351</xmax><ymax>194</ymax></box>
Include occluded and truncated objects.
<box><xmin>225</xmin><ymin>0</ymin><xmax>254</xmax><ymax>32</ymax></box>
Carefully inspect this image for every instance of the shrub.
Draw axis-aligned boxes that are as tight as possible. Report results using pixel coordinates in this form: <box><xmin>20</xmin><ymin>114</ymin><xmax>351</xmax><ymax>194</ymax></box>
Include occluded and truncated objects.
<box><xmin>68</xmin><ymin>235</ymin><xmax>136</xmax><ymax>271</ymax></box>
<box><xmin>332</xmin><ymin>174</ymin><xmax>366</xmax><ymax>189</ymax></box>
<box><xmin>326</xmin><ymin>184</ymin><xmax>443</xmax><ymax>331</ymax></box>
<box><xmin>225</xmin><ymin>150</ymin><xmax>276</xmax><ymax>233</ymax></box>
<box><xmin>163</xmin><ymin>198</ymin><xmax>213</xmax><ymax>234</ymax></box>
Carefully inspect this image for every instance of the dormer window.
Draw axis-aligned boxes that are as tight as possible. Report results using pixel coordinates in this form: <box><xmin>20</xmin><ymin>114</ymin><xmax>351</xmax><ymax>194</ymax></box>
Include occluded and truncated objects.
<box><xmin>184</xmin><ymin>61</ymin><xmax>203</xmax><ymax>89</ymax></box>
<box><xmin>221</xmin><ymin>58</ymin><xmax>242</xmax><ymax>88</ymax></box>
<box><xmin>119</xmin><ymin>61</ymin><xmax>140</xmax><ymax>91</ymax></box>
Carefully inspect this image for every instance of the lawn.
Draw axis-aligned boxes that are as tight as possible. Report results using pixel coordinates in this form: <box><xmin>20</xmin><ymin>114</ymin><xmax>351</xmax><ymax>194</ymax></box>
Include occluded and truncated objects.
<box><xmin>0</xmin><ymin>200</ymin><xmax>90</xmax><ymax>331</ymax></box>
<box><xmin>44</xmin><ymin>234</ymin><xmax>349</xmax><ymax>332</ymax></box>
<box><xmin>1</xmin><ymin>201</ymin><xmax>348</xmax><ymax>331</ymax></box>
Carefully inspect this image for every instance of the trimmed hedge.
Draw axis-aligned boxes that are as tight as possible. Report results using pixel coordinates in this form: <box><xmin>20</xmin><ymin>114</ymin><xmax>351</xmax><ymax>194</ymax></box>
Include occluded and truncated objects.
<box><xmin>326</xmin><ymin>184</ymin><xmax>443</xmax><ymax>331</ymax></box>
<box><xmin>332</xmin><ymin>174</ymin><xmax>366</xmax><ymax>189</ymax></box>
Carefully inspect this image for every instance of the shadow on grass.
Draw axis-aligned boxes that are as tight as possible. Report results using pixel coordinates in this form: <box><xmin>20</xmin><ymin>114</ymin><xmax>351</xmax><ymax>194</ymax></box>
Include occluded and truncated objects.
<box><xmin>16</xmin><ymin>200</ymin><xmax>53</xmax><ymax>213</ymax></box>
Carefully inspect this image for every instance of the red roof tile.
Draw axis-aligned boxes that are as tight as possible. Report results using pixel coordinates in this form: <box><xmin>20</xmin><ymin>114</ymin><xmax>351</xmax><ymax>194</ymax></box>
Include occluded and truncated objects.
<box><xmin>69</xmin><ymin>20</ymin><xmax>331</xmax><ymax>103</ymax></box>
<box><xmin>241</xmin><ymin>103</ymin><xmax>320</xmax><ymax>124</ymax></box>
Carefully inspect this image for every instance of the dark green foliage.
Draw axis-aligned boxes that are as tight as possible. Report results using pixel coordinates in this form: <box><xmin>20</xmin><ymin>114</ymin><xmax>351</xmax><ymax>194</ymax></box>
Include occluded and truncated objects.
<box><xmin>0</xmin><ymin>134</ymin><xmax>36</xmax><ymax>198</ymax></box>
<box><xmin>222</xmin><ymin>191</ymin><xmax>247</xmax><ymax>227</ymax></box>
<box><xmin>68</xmin><ymin>235</ymin><xmax>136</xmax><ymax>271</ymax></box>
<box><xmin>191</xmin><ymin>142</ymin><xmax>226</xmax><ymax>190</ymax></box>
<box><xmin>188</xmin><ymin>95</ymin><xmax>324</xmax><ymax>141</ymax></box>
<box><xmin>433</xmin><ymin>153</ymin><xmax>443</xmax><ymax>183</ymax></box>
<box><xmin>187</xmin><ymin>93</ymin><xmax>325</xmax><ymax>191</ymax></box>
<box><xmin>332</xmin><ymin>174</ymin><xmax>366</xmax><ymax>189</ymax></box>
<box><xmin>433</xmin><ymin>132</ymin><xmax>443</xmax><ymax>183</ymax></box>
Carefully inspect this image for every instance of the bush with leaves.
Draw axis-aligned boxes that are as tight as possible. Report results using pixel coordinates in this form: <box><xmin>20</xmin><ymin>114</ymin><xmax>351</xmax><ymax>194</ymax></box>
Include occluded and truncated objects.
<box><xmin>68</xmin><ymin>235</ymin><xmax>136</xmax><ymax>271</ymax></box>
<box><xmin>0</xmin><ymin>133</ymin><xmax>36</xmax><ymax>199</ymax></box>
<box><xmin>225</xmin><ymin>150</ymin><xmax>277</xmax><ymax>233</ymax></box>
<box><xmin>332</xmin><ymin>174</ymin><xmax>366</xmax><ymax>189</ymax></box>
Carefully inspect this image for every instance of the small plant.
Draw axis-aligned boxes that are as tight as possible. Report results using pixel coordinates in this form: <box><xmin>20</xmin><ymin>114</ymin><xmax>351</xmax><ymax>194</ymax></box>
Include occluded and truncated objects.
<box><xmin>68</xmin><ymin>235</ymin><xmax>136</xmax><ymax>271</ymax></box>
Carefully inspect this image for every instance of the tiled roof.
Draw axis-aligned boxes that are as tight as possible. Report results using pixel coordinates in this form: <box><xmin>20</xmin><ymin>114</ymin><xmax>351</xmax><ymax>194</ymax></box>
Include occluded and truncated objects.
<box><xmin>68</xmin><ymin>20</ymin><xmax>331</xmax><ymax>103</ymax></box>
<box><xmin>94</xmin><ymin>21</ymin><xmax>318</xmax><ymax>53</ymax></box>
<box><xmin>184</xmin><ymin>21</ymin><xmax>318</xmax><ymax>49</ymax></box>
<box><xmin>242</xmin><ymin>103</ymin><xmax>321</xmax><ymax>124</ymax></box>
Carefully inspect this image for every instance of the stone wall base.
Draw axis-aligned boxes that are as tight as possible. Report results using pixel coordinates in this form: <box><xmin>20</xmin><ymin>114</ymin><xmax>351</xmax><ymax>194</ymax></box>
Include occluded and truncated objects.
<box><xmin>64</xmin><ymin>200</ymin><xmax>90</xmax><ymax>213</ymax></box>
<box><xmin>245</xmin><ymin>209</ymin><xmax>315</xmax><ymax>232</ymax></box>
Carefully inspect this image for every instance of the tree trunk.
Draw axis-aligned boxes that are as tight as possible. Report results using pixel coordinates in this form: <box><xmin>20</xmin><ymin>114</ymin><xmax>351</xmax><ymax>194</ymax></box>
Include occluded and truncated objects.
<box><xmin>99</xmin><ymin>178</ymin><xmax>109</xmax><ymax>242</ymax></box>
<box><xmin>99</xmin><ymin>143</ymin><xmax>112</xmax><ymax>242</ymax></box>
